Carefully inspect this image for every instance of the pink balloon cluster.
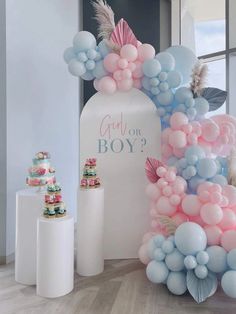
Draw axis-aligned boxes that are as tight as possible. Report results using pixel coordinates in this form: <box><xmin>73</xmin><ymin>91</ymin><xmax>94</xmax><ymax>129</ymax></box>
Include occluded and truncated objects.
<box><xmin>161</xmin><ymin>112</ymin><xmax>236</xmax><ymax>161</ymax></box>
<box><xmin>94</xmin><ymin>43</ymin><xmax>155</xmax><ymax>94</ymax></box>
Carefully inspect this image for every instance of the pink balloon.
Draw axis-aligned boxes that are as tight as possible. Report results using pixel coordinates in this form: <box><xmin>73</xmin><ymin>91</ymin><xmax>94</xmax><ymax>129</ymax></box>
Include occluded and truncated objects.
<box><xmin>117</xmin><ymin>78</ymin><xmax>133</xmax><ymax>91</ymax></box>
<box><xmin>156</xmin><ymin>196</ymin><xmax>177</xmax><ymax>216</ymax></box>
<box><xmin>93</xmin><ymin>78</ymin><xmax>100</xmax><ymax>91</ymax></box>
<box><xmin>133</xmin><ymin>78</ymin><xmax>142</xmax><ymax>89</ymax></box>
<box><xmin>172</xmin><ymin>177</ymin><xmax>187</xmax><ymax>194</ymax></box>
<box><xmin>189</xmin><ymin>215</ymin><xmax>205</xmax><ymax>227</ymax></box>
<box><xmin>204</xmin><ymin>225</ymin><xmax>222</xmax><ymax>245</ymax></box>
<box><xmin>99</xmin><ymin>76</ymin><xmax>117</xmax><ymax>94</ymax></box>
<box><xmin>170</xmin><ymin>112</ymin><xmax>189</xmax><ymax>130</ymax></box>
<box><xmin>157</xmin><ymin>178</ymin><xmax>168</xmax><ymax>188</ymax></box>
<box><xmin>169</xmin><ymin>194</ymin><xmax>181</xmax><ymax>206</ymax></box>
<box><xmin>142</xmin><ymin>232</ymin><xmax>156</xmax><ymax>243</ymax></box>
<box><xmin>113</xmin><ymin>70</ymin><xmax>122</xmax><ymax>81</ymax></box>
<box><xmin>161</xmin><ymin>144</ymin><xmax>173</xmax><ymax>159</ymax></box>
<box><xmin>103</xmin><ymin>53</ymin><xmax>120</xmax><ymax>72</ymax></box>
<box><xmin>197</xmin><ymin>182</ymin><xmax>213</xmax><ymax>195</ymax></box>
<box><xmin>200</xmin><ymin>203</ymin><xmax>223</xmax><ymax>225</ymax></box>
<box><xmin>187</xmin><ymin>133</ymin><xmax>198</xmax><ymax>145</ymax></box>
<box><xmin>173</xmin><ymin>147</ymin><xmax>185</xmax><ymax>158</ymax></box>
<box><xmin>223</xmin><ymin>185</ymin><xmax>236</xmax><ymax>206</ymax></box>
<box><xmin>182</xmin><ymin>195</ymin><xmax>201</xmax><ymax>216</ymax></box>
<box><xmin>172</xmin><ymin>212</ymin><xmax>189</xmax><ymax>226</ymax></box>
<box><xmin>210</xmin><ymin>192</ymin><xmax>222</xmax><ymax>204</ymax></box>
<box><xmin>169</xmin><ymin>130</ymin><xmax>187</xmax><ymax>148</ymax></box>
<box><xmin>218</xmin><ymin>208</ymin><xmax>236</xmax><ymax>230</ymax></box>
<box><xmin>221</xmin><ymin>230</ymin><xmax>236</xmax><ymax>251</ymax></box>
<box><xmin>181</xmin><ymin>124</ymin><xmax>193</xmax><ymax>134</ymax></box>
<box><xmin>122</xmin><ymin>68</ymin><xmax>132</xmax><ymax>79</ymax></box>
<box><xmin>201</xmin><ymin>120</ymin><xmax>220</xmax><ymax>142</ymax></box>
<box><xmin>137</xmin><ymin>43</ymin><xmax>155</xmax><ymax>61</ymax></box>
<box><xmin>128</xmin><ymin>62</ymin><xmax>136</xmax><ymax>72</ymax></box>
<box><xmin>161</xmin><ymin>128</ymin><xmax>172</xmax><ymax>142</ymax></box>
<box><xmin>118</xmin><ymin>58</ymin><xmax>128</xmax><ymax>69</ymax></box>
<box><xmin>138</xmin><ymin>244</ymin><xmax>150</xmax><ymax>265</ymax></box>
<box><xmin>162</xmin><ymin>186</ymin><xmax>172</xmax><ymax>197</ymax></box>
<box><xmin>165</xmin><ymin>170</ymin><xmax>176</xmax><ymax>182</ymax></box>
<box><xmin>145</xmin><ymin>183</ymin><xmax>161</xmax><ymax>201</ymax></box>
<box><xmin>156</xmin><ymin>167</ymin><xmax>167</xmax><ymax>178</ymax></box>
<box><xmin>120</xmin><ymin>44</ymin><xmax>138</xmax><ymax>62</ymax></box>
<box><xmin>198</xmin><ymin>191</ymin><xmax>210</xmax><ymax>203</ymax></box>
<box><xmin>132</xmin><ymin>61</ymin><xmax>143</xmax><ymax>78</ymax></box>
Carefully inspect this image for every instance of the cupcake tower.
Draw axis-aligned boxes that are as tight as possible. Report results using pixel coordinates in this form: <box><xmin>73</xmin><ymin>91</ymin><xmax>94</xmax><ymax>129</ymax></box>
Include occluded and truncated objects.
<box><xmin>43</xmin><ymin>183</ymin><xmax>66</xmax><ymax>218</ymax></box>
<box><xmin>80</xmin><ymin>158</ymin><xmax>101</xmax><ymax>189</ymax></box>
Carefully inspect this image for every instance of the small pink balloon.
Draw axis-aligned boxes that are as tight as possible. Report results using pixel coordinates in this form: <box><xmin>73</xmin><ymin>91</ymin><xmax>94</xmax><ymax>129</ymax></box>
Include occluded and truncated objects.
<box><xmin>200</xmin><ymin>203</ymin><xmax>223</xmax><ymax>225</ymax></box>
<box><xmin>161</xmin><ymin>144</ymin><xmax>173</xmax><ymax>159</ymax></box>
<box><xmin>103</xmin><ymin>53</ymin><xmax>120</xmax><ymax>72</ymax></box>
<box><xmin>220</xmin><ymin>196</ymin><xmax>229</xmax><ymax>208</ymax></box>
<box><xmin>93</xmin><ymin>78</ymin><xmax>100</xmax><ymax>91</ymax></box>
<box><xmin>173</xmin><ymin>147</ymin><xmax>185</xmax><ymax>158</ymax></box>
<box><xmin>182</xmin><ymin>195</ymin><xmax>201</xmax><ymax>216</ymax></box>
<box><xmin>99</xmin><ymin>76</ymin><xmax>117</xmax><ymax>94</ymax></box>
<box><xmin>201</xmin><ymin>120</ymin><xmax>220</xmax><ymax>142</ymax></box>
<box><xmin>118</xmin><ymin>58</ymin><xmax>128</xmax><ymax>69</ymax></box>
<box><xmin>156</xmin><ymin>196</ymin><xmax>177</xmax><ymax>216</ymax></box>
<box><xmin>197</xmin><ymin>182</ymin><xmax>213</xmax><ymax>195</ymax></box>
<box><xmin>117</xmin><ymin>78</ymin><xmax>133</xmax><ymax>91</ymax></box>
<box><xmin>138</xmin><ymin>244</ymin><xmax>150</xmax><ymax>265</ymax></box>
<box><xmin>172</xmin><ymin>177</ymin><xmax>187</xmax><ymax>194</ymax></box>
<box><xmin>169</xmin><ymin>130</ymin><xmax>187</xmax><ymax>148</ymax></box>
<box><xmin>161</xmin><ymin>128</ymin><xmax>172</xmax><ymax>142</ymax></box>
<box><xmin>172</xmin><ymin>212</ymin><xmax>189</xmax><ymax>226</ymax></box>
<box><xmin>204</xmin><ymin>225</ymin><xmax>222</xmax><ymax>245</ymax></box>
<box><xmin>170</xmin><ymin>112</ymin><xmax>189</xmax><ymax>130</ymax></box>
<box><xmin>169</xmin><ymin>194</ymin><xmax>181</xmax><ymax>206</ymax></box>
<box><xmin>191</xmin><ymin>121</ymin><xmax>202</xmax><ymax>136</ymax></box>
<box><xmin>162</xmin><ymin>186</ymin><xmax>172</xmax><ymax>197</ymax></box>
<box><xmin>210</xmin><ymin>192</ymin><xmax>222</xmax><ymax>204</ymax></box>
<box><xmin>156</xmin><ymin>167</ymin><xmax>167</xmax><ymax>178</ymax></box>
<box><xmin>151</xmin><ymin>219</ymin><xmax>158</xmax><ymax>228</ymax></box>
<box><xmin>142</xmin><ymin>232</ymin><xmax>155</xmax><ymax>243</ymax></box>
<box><xmin>128</xmin><ymin>62</ymin><xmax>136</xmax><ymax>72</ymax></box>
<box><xmin>165</xmin><ymin>170</ymin><xmax>176</xmax><ymax>182</ymax></box>
<box><xmin>181</xmin><ymin>124</ymin><xmax>193</xmax><ymax>134</ymax></box>
<box><xmin>221</xmin><ymin>230</ymin><xmax>236</xmax><ymax>251</ymax></box>
<box><xmin>132</xmin><ymin>61</ymin><xmax>143</xmax><ymax>78</ymax></box>
<box><xmin>218</xmin><ymin>208</ymin><xmax>236</xmax><ymax>230</ymax></box>
<box><xmin>113</xmin><ymin>70</ymin><xmax>122</xmax><ymax>81</ymax></box>
<box><xmin>145</xmin><ymin>183</ymin><xmax>161</xmax><ymax>201</ymax></box>
<box><xmin>133</xmin><ymin>78</ymin><xmax>142</xmax><ymax>89</ymax></box>
<box><xmin>150</xmin><ymin>208</ymin><xmax>157</xmax><ymax>217</ymax></box>
<box><xmin>157</xmin><ymin>178</ymin><xmax>168</xmax><ymax>188</ymax></box>
<box><xmin>199</xmin><ymin>191</ymin><xmax>210</xmax><ymax>203</ymax></box>
<box><xmin>223</xmin><ymin>185</ymin><xmax>236</xmax><ymax>206</ymax></box>
<box><xmin>137</xmin><ymin>43</ymin><xmax>155</xmax><ymax>61</ymax></box>
<box><xmin>209</xmin><ymin>184</ymin><xmax>222</xmax><ymax>194</ymax></box>
<box><xmin>122</xmin><ymin>68</ymin><xmax>132</xmax><ymax>79</ymax></box>
<box><xmin>137</xmin><ymin>40</ymin><xmax>142</xmax><ymax>47</ymax></box>
<box><xmin>187</xmin><ymin>133</ymin><xmax>198</xmax><ymax>145</ymax></box>
<box><xmin>120</xmin><ymin>44</ymin><xmax>138</xmax><ymax>62</ymax></box>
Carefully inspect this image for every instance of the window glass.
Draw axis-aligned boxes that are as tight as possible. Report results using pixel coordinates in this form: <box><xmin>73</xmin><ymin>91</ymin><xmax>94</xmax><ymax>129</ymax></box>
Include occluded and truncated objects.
<box><xmin>229</xmin><ymin>0</ymin><xmax>236</xmax><ymax>49</ymax></box>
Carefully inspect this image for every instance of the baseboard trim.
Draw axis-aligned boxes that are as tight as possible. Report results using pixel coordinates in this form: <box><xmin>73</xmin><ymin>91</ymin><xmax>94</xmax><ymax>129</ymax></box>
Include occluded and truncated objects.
<box><xmin>0</xmin><ymin>253</ymin><xmax>15</xmax><ymax>265</ymax></box>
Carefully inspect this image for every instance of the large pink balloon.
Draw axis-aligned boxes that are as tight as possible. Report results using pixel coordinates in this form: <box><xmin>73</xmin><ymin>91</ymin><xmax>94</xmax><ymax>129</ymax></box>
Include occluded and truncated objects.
<box><xmin>182</xmin><ymin>195</ymin><xmax>201</xmax><ymax>216</ymax></box>
<box><xmin>103</xmin><ymin>53</ymin><xmax>120</xmax><ymax>72</ymax></box>
<box><xmin>170</xmin><ymin>112</ymin><xmax>189</xmax><ymax>130</ymax></box>
<box><xmin>218</xmin><ymin>209</ymin><xmax>236</xmax><ymax>230</ymax></box>
<box><xmin>145</xmin><ymin>183</ymin><xmax>161</xmax><ymax>201</ymax></box>
<box><xmin>137</xmin><ymin>44</ymin><xmax>155</xmax><ymax>61</ymax></box>
<box><xmin>169</xmin><ymin>131</ymin><xmax>187</xmax><ymax>148</ymax></box>
<box><xmin>221</xmin><ymin>230</ymin><xmax>236</xmax><ymax>251</ymax></box>
<box><xmin>117</xmin><ymin>78</ymin><xmax>133</xmax><ymax>91</ymax></box>
<box><xmin>120</xmin><ymin>44</ymin><xmax>138</xmax><ymax>62</ymax></box>
<box><xmin>200</xmin><ymin>203</ymin><xmax>223</xmax><ymax>225</ymax></box>
<box><xmin>204</xmin><ymin>225</ymin><xmax>222</xmax><ymax>245</ymax></box>
<box><xmin>99</xmin><ymin>76</ymin><xmax>117</xmax><ymax>94</ymax></box>
<box><xmin>156</xmin><ymin>196</ymin><xmax>177</xmax><ymax>216</ymax></box>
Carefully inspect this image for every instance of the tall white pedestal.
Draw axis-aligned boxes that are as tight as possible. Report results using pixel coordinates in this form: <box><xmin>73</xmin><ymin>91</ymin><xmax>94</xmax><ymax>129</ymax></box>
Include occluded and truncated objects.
<box><xmin>77</xmin><ymin>187</ymin><xmax>104</xmax><ymax>276</ymax></box>
<box><xmin>37</xmin><ymin>216</ymin><xmax>74</xmax><ymax>298</ymax></box>
<box><xmin>15</xmin><ymin>189</ymin><xmax>44</xmax><ymax>285</ymax></box>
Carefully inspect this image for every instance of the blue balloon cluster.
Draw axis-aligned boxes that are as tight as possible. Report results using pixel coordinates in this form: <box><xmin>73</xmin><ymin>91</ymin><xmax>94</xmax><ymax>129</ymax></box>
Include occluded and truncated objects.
<box><xmin>174</xmin><ymin>87</ymin><xmax>209</xmax><ymax>121</ymax></box>
<box><xmin>167</xmin><ymin>145</ymin><xmax>228</xmax><ymax>192</ymax></box>
<box><xmin>64</xmin><ymin>32</ymin><xmax>110</xmax><ymax>81</ymax></box>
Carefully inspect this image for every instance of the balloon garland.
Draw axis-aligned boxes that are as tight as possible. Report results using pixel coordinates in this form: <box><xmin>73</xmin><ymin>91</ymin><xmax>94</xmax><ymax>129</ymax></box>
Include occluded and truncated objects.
<box><xmin>64</xmin><ymin>0</ymin><xmax>236</xmax><ymax>303</ymax></box>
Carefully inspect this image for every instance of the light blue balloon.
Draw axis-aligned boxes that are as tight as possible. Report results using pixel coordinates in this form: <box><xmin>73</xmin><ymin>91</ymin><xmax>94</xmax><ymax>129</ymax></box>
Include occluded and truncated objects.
<box><xmin>178</xmin><ymin>158</ymin><xmax>188</xmax><ymax>169</ymax></box>
<box><xmin>142</xmin><ymin>77</ymin><xmax>151</xmax><ymax>91</ymax></box>
<box><xmin>94</xmin><ymin>51</ymin><xmax>102</xmax><ymax>61</ymax></box>
<box><xmin>150</xmin><ymin>87</ymin><xmax>160</xmax><ymax>95</ymax></box>
<box><xmin>186</xmin><ymin>154</ymin><xmax>198</xmax><ymax>166</ymax></box>
<box><xmin>156</xmin><ymin>90</ymin><xmax>174</xmax><ymax>106</ymax></box>
<box><xmin>227</xmin><ymin>249</ymin><xmax>236</xmax><ymax>270</ymax></box>
<box><xmin>159</xmin><ymin>82</ymin><xmax>169</xmax><ymax>92</ymax></box>
<box><xmin>188</xmin><ymin>175</ymin><xmax>205</xmax><ymax>192</ymax></box>
<box><xmin>185</xmin><ymin>145</ymin><xmax>206</xmax><ymax>161</ymax></box>
<box><xmin>143</xmin><ymin>59</ymin><xmax>161</xmax><ymax>78</ymax></box>
<box><xmin>167</xmin><ymin>156</ymin><xmax>178</xmax><ymax>167</ymax></box>
<box><xmin>92</xmin><ymin>60</ymin><xmax>108</xmax><ymax>79</ymax></box>
<box><xmin>184</xmin><ymin>255</ymin><xmax>197</xmax><ymax>270</ymax></box>
<box><xmin>195</xmin><ymin>97</ymin><xmax>209</xmax><ymax>115</ymax></box>
<box><xmin>185</xmin><ymin>98</ymin><xmax>195</xmax><ymax>108</ymax></box>
<box><xmin>165</xmin><ymin>248</ymin><xmax>185</xmax><ymax>271</ymax></box>
<box><xmin>153</xmin><ymin>234</ymin><xmax>166</xmax><ymax>247</ymax></box>
<box><xmin>210</xmin><ymin>174</ymin><xmax>228</xmax><ymax>186</ymax></box>
<box><xmin>98</xmin><ymin>39</ymin><xmax>111</xmax><ymax>57</ymax></box>
<box><xmin>81</xmin><ymin>71</ymin><xmax>95</xmax><ymax>81</ymax></box>
<box><xmin>155</xmin><ymin>52</ymin><xmax>175</xmax><ymax>71</ymax></box>
<box><xmin>186</xmin><ymin>107</ymin><xmax>197</xmax><ymax>120</ymax></box>
<box><xmin>175</xmin><ymin>87</ymin><xmax>193</xmax><ymax>104</ymax></box>
<box><xmin>196</xmin><ymin>251</ymin><xmax>209</xmax><ymax>265</ymax></box>
<box><xmin>147</xmin><ymin>238</ymin><xmax>157</xmax><ymax>259</ymax></box>
<box><xmin>197</xmin><ymin>158</ymin><xmax>217</xmax><ymax>179</ymax></box>
<box><xmin>73</xmin><ymin>31</ymin><xmax>96</xmax><ymax>52</ymax></box>
<box><xmin>154</xmin><ymin>248</ymin><xmax>166</xmax><ymax>261</ymax></box>
<box><xmin>167</xmin><ymin>71</ymin><xmax>182</xmax><ymax>88</ymax></box>
<box><xmin>77</xmin><ymin>52</ymin><xmax>88</xmax><ymax>62</ymax></box>
<box><xmin>68</xmin><ymin>59</ymin><xmax>86</xmax><ymax>77</ymax></box>
<box><xmin>156</xmin><ymin>107</ymin><xmax>165</xmax><ymax>117</ymax></box>
<box><xmin>194</xmin><ymin>265</ymin><xmax>208</xmax><ymax>279</ymax></box>
<box><xmin>86</xmin><ymin>48</ymin><xmax>97</xmax><ymax>60</ymax></box>
<box><xmin>167</xmin><ymin>235</ymin><xmax>175</xmax><ymax>242</ymax></box>
<box><xmin>63</xmin><ymin>47</ymin><xmax>76</xmax><ymax>64</ymax></box>
<box><xmin>149</xmin><ymin>77</ymin><xmax>160</xmax><ymax>87</ymax></box>
<box><xmin>175</xmin><ymin>104</ymin><xmax>186</xmax><ymax>113</ymax></box>
<box><xmin>206</xmin><ymin>246</ymin><xmax>227</xmax><ymax>273</ymax></box>
<box><xmin>166</xmin><ymin>45</ymin><xmax>198</xmax><ymax>84</ymax></box>
<box><xmin>185</xmin><ymin>165</ymin><xmax>197</xmax><ymax>178</ymax></box>
<box><xmin>158</xmin><ymin>71</ymin><xmax>168</xmax><ymax>82</ymax></box>
<box><xmin>162</xmin><ymin>240</ymin><xmax>175</xmax><ymax>254</ymax></box>
<box><xmin>174</xmin><ymin>222</ymin><xmax>207</xmax><ymax>255</ymax></box>
<box><xmin>146</xmin><ymin>261</ymin><xmax>169</xmax><ymax>283</ymax></box>
<box><xmin>221</xmin><ymin>271</ymin><xmax>236</xmax><ymax>298</ymax></box>
<box><xmin>167</xmin><ymin>271</ymin><xmax>187</xmax><ymax>295</ymax></box>
<box><xmin>85</xmin><ymin>60</ymin><xmax>96</xmax><ymax>71</ymax></box>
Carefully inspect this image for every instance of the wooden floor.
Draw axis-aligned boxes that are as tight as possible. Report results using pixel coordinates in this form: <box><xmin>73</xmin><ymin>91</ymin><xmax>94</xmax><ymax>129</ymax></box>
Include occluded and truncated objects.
<box><xmin>0</xmin><ymin>259</ymin><xmax>235</xmax><ymax>314</ymax></box>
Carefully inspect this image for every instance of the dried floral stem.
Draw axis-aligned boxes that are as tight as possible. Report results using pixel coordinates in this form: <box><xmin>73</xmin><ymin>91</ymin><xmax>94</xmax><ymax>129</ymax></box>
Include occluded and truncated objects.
<box><xmin>190</xmin><ymin>60</ymin><xmax>208</xmax><ymax>97</ymax></box>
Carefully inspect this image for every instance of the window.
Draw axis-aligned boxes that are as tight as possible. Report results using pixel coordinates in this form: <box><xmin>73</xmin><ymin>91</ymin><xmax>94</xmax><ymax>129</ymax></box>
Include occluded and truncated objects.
<box><xmin>171</xmin><ymin>0</ymin><xmax>236</xmax><ymax>116</ymax></box>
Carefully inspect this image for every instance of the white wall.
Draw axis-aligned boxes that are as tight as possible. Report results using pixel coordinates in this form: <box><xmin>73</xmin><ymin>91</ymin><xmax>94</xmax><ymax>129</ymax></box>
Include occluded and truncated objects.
<box><xmin>6</xmin><ymin>0</ymin><xmax>79</xmax><ymax>256</ymax></box>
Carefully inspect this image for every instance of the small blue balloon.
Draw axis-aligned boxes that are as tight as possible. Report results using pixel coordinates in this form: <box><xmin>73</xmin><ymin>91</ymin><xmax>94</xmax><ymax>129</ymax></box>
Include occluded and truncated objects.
<box><xmin>159</xmin><ymin>82</ymin><xmax>169</xmax><ymax>92</ymax></box>
<box><xmin>195</xmin><ymin>97</ymin><xmax>209</xmax><ymax>115</ymax></box>
<box><xmin>156</xmin><ymin>107</ymin><xmax>166</xmax><ymax>117</ymax></box>
<box><xmin>142</xmin><ymin>77</ymin><xmax>151</xmax><ymax>91</ymax></box>
<box><xmin>94</xmin><ymin>51</ymin><xmax>102</xmax><ymax>61</ymax></box>
<box><xmin>167</xmin><ymin>71</ymin><xmax>182</xmax><ymax>88</ymax></box>
<box><xmin>196</xmin><ymin>251</ymin><xmax>209</xmax><ymax>265</ymax></box>
<box><xmin>227</xmin><ymin>249</ymin><xmax>236</xmax><ymax>270</ymax></box>
<box><xmin>186</xmin><ymin>154</ymin><xmax>198</xmax><ymax>165</ymax></box>
<box><xmin>63</xmin><ymin>47</ymin><xmax>76</xmax><ymax>64</ymax></box>
<box><xmin>146</xmin><ymin>261</ymin><xmax>169</xmax><ymax>283</ymax></box>
<box><xmin>185</xmin><ymin>145</ymin><xmax>206</xmax><ymax>161</ymax></box>
<box><xmin>98</xmin><ymin>39</ymin><xmax>111</xmax><ymax>57</ymax></box>
<box><xmin>68</xmin><ymin>59</ymin><xmax>86</xmax><ymax>77</ymax></box>
<box><xmin>154</xmin><ymin>248</ymin><xmax>166</xmax><ymax>261</ymax></box>
<box><xmin>206</xmin><ymin>246</ymin><xmax>227</xmax><ymax>273</ymax></box>
<box><xmin>221</xmin><ymin>270</ymin><xmax>236</xmax><ymax>298</ymax></box>
<box><xmin>92</xmin><ymin>60</ymin><xmax>108</xmax><ymax>79</ymax></box>
<box><xmin>175</xmin><ymin>104</ymin><xmax>186</xmax><ymax>113</ymax></box>
<box><xmin>185</xmin><ymin>165</ymin><xmax>197</xmax><ymax>178</ymax></box>
<box><xmin>185</xmin><ymin>98</ymin><xmax>194</xmax><ymax>108</ymax></box>
<box><xmin>188</xmin><ymin>175</ymin><xmax>205</xmax><ymax>192</ymax></box>
<box><xmin>156</xmin><ymin>90</ymin><xmax>174</xmax><ymax>106</ymax></box>
<box><xmin>73</xmin><ymin>31</ymin><xmax>96</xmax><ymax>52</ymax></box>
<box><xmin>158</xmin><ymin>71</ymin><xmax>168</xmax><ymax>82</ymax></box>
<box><xmin>197</xmin><ymin>158</ymin><xmax>217</xmax><ymax>179</ymax></box>
<box><xmin>155</xmin><ymin>52</ymin><xmax>175</xmax><ymax>71</ymax></box>
<box><xmin>149</xmin><ymin>77</ymin><xmax>160</xmax><ymax>86</ymax></box>
<box><xmin>165</xmin><ymin>248</ymin><xmax>185</xmax><ymax>271</ymax></box>
<box><xmin>210</xmin><ymin>174</ymin><xmax>228</xmax><ymax>186</ymax></box>
<box><xmin>153</xmin><ymin>234</ymin><xmax>166</xmax><ymax>247</ymax></box>
<box><xmin>162</xmin><ymin>240</ymin><xmax>175</xmax><ymax>254</ymax></box>
<box><xmin>77</xmin><ymin>51</ymin><xmax>88</xmax><ymax>62</ymax></box>
<box><xmin>143</xmin><ymin>59</ymin><xmax>161</xmax><ymax>78</ymax></box>
<box><xmin>167</xmin><ymin>271</ymin><xmax>187</xmax><ymax>295</ymax></box>
<box><xmin>175</xmin><ymin>87</ymin><xmax>193</xmax><ymax>103</ymax></box>
<box><xmin>81</xmin><ymin>71</ymin><xmax>95</xmax><ymax>81</ymax></box>
<box><xmin>186</xmin><ymin>107</ymin><xmax>197</xmax><ymax>120</ymax></box>
<box><xmin>194</xmin><ymin>265</ymin><xmax>208</xmax><ymax>279</ymax></box>
<box><xmin>151</xmin><ymin>87</ymin><xmax>160</xmax><ymax>95</ymax></box>
<box><xmin>184</xmin><ymin>255</ymin><xmax>197</xmax><ymax>270</ymax></box>
<box><xmin>147</xmin><ymin>238</ymin><xmax>157</xmax><ymax>259</ymax></box>
<box><xmin>85</xmin><ymin>60</ymin><xmax>95</xmax><ymax>71</ymax></box>
<box><xmin>86</xmin><ymin>48</ymin><xmax>97</xmax><ymax>60</ymax></box>
<box><xmin>178</xmin><ymin>158</ymin><xmax>188</xmax><ymax>169</ymax></box>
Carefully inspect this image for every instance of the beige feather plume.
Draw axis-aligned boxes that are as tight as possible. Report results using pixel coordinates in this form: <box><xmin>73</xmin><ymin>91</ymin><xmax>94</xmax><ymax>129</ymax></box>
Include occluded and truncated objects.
<box><xmin>157</xmin><ymin>215</ymin><xmax>177</xmax><ymax>236</ymax></box>
<box><xmin>190</xmin><ymin>60</ymin><xmax>208</xmax><ymax>97</ymax></box>
<box><xmin>92</xmin><ymin>0</ymin><xmax>115</xmax><ymax>40</ymax></box>
<box><xmin>228</xmin><ymin>147</ymin><xmax>236</xmax><ymax>187</ymax></box>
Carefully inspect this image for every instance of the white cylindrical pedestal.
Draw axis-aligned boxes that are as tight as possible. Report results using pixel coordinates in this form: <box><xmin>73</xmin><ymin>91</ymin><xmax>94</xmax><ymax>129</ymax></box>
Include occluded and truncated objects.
<box><xmin>77</xmin><ymin>187</ymin><xmax>104</xmax><ymax>276</ymax></box>
<box><xmin>15</xmin><ymin>189</ymin><xmax>45</xmax><ymax>285</ymax></box>
<box><xmin>37</xmin><ymin>216</ymin><xmax>74</xmax><ymax>298</ymax></box>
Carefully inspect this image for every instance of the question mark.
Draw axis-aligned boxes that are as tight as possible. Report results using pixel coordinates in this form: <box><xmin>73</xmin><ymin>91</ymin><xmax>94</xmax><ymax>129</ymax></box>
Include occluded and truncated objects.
<box><xmin>141</xmin><ymin>138</ymin><xmax>147</xmax><ymax>152</ymax></box>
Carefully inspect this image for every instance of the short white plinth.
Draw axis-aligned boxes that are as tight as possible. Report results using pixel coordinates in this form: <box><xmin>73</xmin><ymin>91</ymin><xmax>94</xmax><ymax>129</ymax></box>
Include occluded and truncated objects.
<box><xmin>15</xmin><ymin>188</ymin><xmax>45</xmax><ymax>285</ymax></box>
<box><xmin>36</xmin><ymin>215</ymin><xmax>74</xmax><ymax>298</ymax></box>
<box><xmin>77</xmin><ymin>187</ymin><xmax>104</xmax><ymax>276</ymax></box>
